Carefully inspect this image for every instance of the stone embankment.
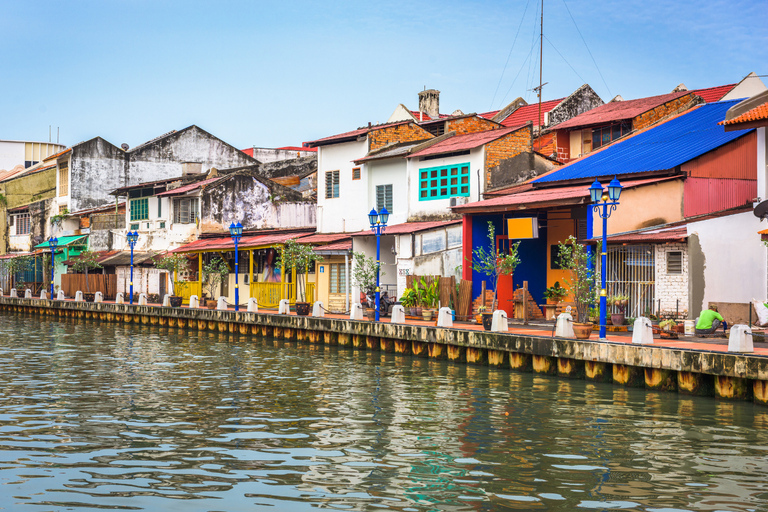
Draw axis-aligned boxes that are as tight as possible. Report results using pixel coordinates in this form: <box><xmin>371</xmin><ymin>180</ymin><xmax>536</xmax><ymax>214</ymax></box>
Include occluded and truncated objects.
<box><xmin>2</xmin><ymin>297</ymin><xmax>767</xmax><ymax>405</ymax></box>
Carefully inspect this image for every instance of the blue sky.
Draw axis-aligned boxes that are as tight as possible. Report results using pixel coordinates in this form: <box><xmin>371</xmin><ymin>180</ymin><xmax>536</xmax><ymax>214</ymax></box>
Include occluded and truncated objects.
<box><xmin>2</xmin><ymin>0</ymin><xmax>766</xmax><ymax>150</ymax></box>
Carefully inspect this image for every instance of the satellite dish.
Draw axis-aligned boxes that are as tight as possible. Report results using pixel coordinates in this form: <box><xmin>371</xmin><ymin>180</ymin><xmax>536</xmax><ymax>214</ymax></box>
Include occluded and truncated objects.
<box><xmin>754</xmin><ymin>200</ymin><xmax>768</xmax><ymax>220</ymax></box>
<box><xmin>121</xmin><ymin>143</ymin><xmax>129</xmax><ymax>151</ymax></box>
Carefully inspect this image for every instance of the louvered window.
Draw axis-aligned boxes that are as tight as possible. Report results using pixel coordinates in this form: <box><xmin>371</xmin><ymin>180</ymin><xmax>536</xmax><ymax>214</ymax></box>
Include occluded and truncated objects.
<box><xmin>376</xmin><ymin>184</ymin><xmax>393</xmax><ymax>213</ymax></box>
<box><xmin>352</xmin><ymin>167</ymin><xmax>361</xmax><ymax>180</ymax></box>
<box><xmin>130</xmin><ymin>198</ymin><xmax>149</xmax><ymax>221</ymax></box>
<box><xmin>667</xmin><ymin>251</ymin><xmax>682</xmax><ymax>275</ymax></box>
<box><xmin>329</xmin><ymin>263</ymin><xmax>347</xmax><ymax>294</ymax></box>
<box><xmin>58</xmin><ymin>162</ymin><xmax>69</xmax><ymax>197</ymax></box>
<box><xmin>173</xmin><ymin>198</ymin><xmax>199</xmax><ymax>224</ymax></box>
<box><xmin>325</xmin><ymin>171</ymin><xmax>339</xmax><ymax>199</ymax></box>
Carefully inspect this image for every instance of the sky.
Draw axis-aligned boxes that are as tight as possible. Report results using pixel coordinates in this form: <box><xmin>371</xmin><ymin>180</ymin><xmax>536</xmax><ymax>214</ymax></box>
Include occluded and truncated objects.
<box><xmin>1</xmin><ymin>0</ymin><xmax>767</xmax><ymax>151</ymax></box>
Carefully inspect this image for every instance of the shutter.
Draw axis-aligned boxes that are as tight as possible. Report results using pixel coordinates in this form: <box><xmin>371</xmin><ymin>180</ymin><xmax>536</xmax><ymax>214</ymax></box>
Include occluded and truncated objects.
<box><xmin>667</xmin><ymin>251</ymin><xmax>682</xmax><ymax>274</ymax></box>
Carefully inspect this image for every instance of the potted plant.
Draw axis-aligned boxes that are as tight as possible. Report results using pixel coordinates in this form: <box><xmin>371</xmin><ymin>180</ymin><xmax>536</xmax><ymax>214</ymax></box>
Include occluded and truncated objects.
<box><xmin>542</xmin><ymin>281</ymin><xmax>568</xmax><ymax>320</ymax></box>
<box><xmin>420</xmin><ymin>277</ymin><xmax>439</xmax><ymax>321</ymax></box>
<box><xmin>202</xmin><ymin>256</ymin><xmax>229</xmax><ymax>309</ymax></box>
<box><xmin>351</xmin><ymin>252</ymin><xmax>384</xmax><ymax>320</ymax></box>
<box><xmin>659</xmin><ymin>319</ymin><xmax>678</xmax><ymax>339</ymax></box>
<box><xmin>277</xmin><ymin>239</ymin><xmax>323</xmax><ymax>316</ymax></box>
<box><xmin>475</xmin><ymin>305</ymin><xmax>487</xmax><ymax>325</ymax></box>
<box><xmin>471</xmin><ymin>221</ymin><xmax>521</xmax><ymax>329</ymax></box>
<box><xmin>400</xmin><ymin>288</ymin><xmax>416</xmax><ymax>316</ymax></box>
<box><xmin>71</xmin><ymin>250</ymin><xmax>102</xmax><ymax>302</ymax></box>
<box><xmin>556</xmin><ymin>236</ymin><xmax>597</xmax><ymax>339</ymax></box>
<box><xmin>412</xmin><ymin>280</ymin><xmax>424</xmax><ymax>317</ymax></box>
<box><xmin>153</xmin><ymin>253</ymin><xmax>188</xmax><ymax>307</ymax></box>
<box><xmin>607</xmin><ymin>294</ymin><xmax>629</xmax><ymax>326</ymax></box>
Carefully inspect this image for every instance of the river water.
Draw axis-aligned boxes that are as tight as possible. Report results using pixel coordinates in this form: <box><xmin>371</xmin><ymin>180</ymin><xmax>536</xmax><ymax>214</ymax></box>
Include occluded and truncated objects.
<box><xmin>1</xmin><ymin>314</ymin><xmax>767</xmax><ymax>512</ymax></box>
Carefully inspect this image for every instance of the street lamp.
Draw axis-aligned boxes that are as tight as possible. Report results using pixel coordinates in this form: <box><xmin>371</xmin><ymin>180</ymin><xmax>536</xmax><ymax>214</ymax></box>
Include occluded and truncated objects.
<box><xmin>126</xmin><ymin>230</ymin><xmax>139</xmax><ymax>305</ymax></box>
<box><xmin>229</xmin><ymin>221</ymin><xmax>243</xmax><ymax>312</ymax></box>
<box><xmin>367</xmin><ymin>207</ymin><xmax>389</xmax><ymax>321</ymax></box>
<box><xmin>48</xmin><ymin>237</ymin><xmax>58</xmax><ymax>299</ymax></box>
<box><xmin>589</xmin><ymin>176</ymin><xmax>623</xmax><ymax>340</ymax></box>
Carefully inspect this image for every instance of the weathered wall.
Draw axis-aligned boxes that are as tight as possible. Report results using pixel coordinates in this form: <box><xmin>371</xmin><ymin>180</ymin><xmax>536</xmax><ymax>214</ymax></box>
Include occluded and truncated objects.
<box><xmin>483</xmin><ymin>126</ymin><xmax>533</xmax><ymax>189</ymax></box>
<box><xmin>655</xmin><ymin>242</ymin><xmax>689</xmax><ymax>317</ymax></box>
<box><xmin>369</xmin><ymin>123</ymin><xmax>433</xmax><ymax>151</ymax></box>
<box><xmin>488</xmin><ymin>151</ymin><xmax>557</xmax><ymax>191</ymax></box>
<box><xmin>446</xmin><ymin>116</ymin><xmax>498</xmax><ymax>135</ymax></box>
<box><xmin>632</xmin><ymin>93</ymin><xmax>699</xmax><ymax>131</ymax></box>
<box><xmin>251</xmin><ymin>148</ymin><xmax>315</xmax><ymax>163</ymax></box>
<box><xmin>259</xmin><ymin>156</ymin><xmax>317</xmax><ymax>179</ymax></box>
<box><xmin>592</xmin><ymin>179</ymin><xmax>685</xmax><ymax>237</ymax></box>
<box><xmin>548</xmin><ymin>84</ymin><xmax>604</xmax><ymax>128</ymax></box>
<box><xmin>0</xmin><ymin>167</ymin><xmax>57</xmax><ymax>254</ymax></box>
<box><xmin>69</xmin><ymin>138</ymin><xmax>126</xmax><ymax>211</ymax></box>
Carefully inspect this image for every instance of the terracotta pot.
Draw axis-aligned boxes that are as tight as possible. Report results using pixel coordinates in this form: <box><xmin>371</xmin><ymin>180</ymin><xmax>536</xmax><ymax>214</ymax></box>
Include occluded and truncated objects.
<box><xmin>572</xmin><ymin>322</ymin><xmax>593</xmax><ymax>339</ymax></box>
<box><xmin>206</xmin><ymin>300</ymin><xmax>217</xmax><ymax>310</ymax></box>
<box><xmin>296</xmin><ymin>302</ymin><xmax>311</xmax><ymax>316</ymax></box>
<box><xmin>422</xmin><ymin>309</ymin><xmax>433</xmax><ymax>321</ymax></box>
<box><xmin>482</xmin><ymin>313</ymin><xmax>494</xmax><ymax>331</ymax></box>
<box><xmin>366</xmin><ymin>308</ymin><xmax>376</xmax><ymax>321</ymax></box>
<box><xmin>610</xmin><ymin>313</ymin><xmax>625</xmax><ymax>326</ymax></box>
<box><xmin>169</xmin><ymin>296</ymin><xmax>183</xmax><ymax>308</ymax></box>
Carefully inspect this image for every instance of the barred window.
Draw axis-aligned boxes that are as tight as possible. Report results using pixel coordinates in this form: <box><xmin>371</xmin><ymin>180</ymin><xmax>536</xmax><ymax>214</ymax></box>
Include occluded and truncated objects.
<box><xmin>173</xmin><ymin>198</ymin><xmax>199</xmax><ymax>224</ymax></box>
<box><xmin>376</xmin><ymin>184</ymin><xmax>393</xmax><ymax>213</ymax></box>
<box><xmin>13</xmin><ymin>213</ymin><xmax>30</xmax><ymax>235</ymax></box>
<box><xmin>130</xmin><ymin>198</ymin><xmax>149</xmax><ymax>221</ymax></box>
<box><xmin>325</xmin><ymin>170</ymin><xmax>339</xmax><ymax>199</ymax></box>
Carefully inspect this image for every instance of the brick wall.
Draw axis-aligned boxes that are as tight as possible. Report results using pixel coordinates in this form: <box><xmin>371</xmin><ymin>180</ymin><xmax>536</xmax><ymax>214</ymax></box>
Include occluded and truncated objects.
<box><xmin>446</xmin><ymin>116</ymin><xmax>499</xmax><ymax>135</ymax></box>
<box><xmin>483</xmin><ymin>127</ymin><xmax>532</xmax><ymax>187</ymax></box>
<box><xmin>632</xmin><ymin>93</ymin><xmax>697</xmax><ymax>131</ymax></box>
<box><xmin>654</xmin><ymin>243</ymin><xmax>688</xmax><ymax>318</ymax></box>
<box><xmin>369</xmin><ymin>123</ymin><xmax>433</xmax><ymax>151</ymax></box>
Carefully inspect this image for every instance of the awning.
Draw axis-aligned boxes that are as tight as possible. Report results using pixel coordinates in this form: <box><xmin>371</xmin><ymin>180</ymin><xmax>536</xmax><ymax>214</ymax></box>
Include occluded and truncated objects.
<box><xmin>33</xmin><ymin>235</ymin><xmax>87</xmax><ymax>249</ymax></box>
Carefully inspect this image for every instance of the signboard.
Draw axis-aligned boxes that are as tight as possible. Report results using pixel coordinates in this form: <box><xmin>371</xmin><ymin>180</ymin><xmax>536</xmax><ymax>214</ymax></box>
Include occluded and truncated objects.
<box><xmin>507</xmin><ymin>218</ymin><xmax>539</xmax><ymax>239</ymax></box>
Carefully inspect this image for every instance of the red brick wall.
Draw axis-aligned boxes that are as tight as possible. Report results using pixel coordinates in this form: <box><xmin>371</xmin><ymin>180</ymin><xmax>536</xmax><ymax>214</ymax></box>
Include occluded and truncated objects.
<box><xmin>632</xmin><ymin>93</ymin><xmax>697</xmax><ymax>131</ymax></box>
<box><xmin>554</xmin><ymin>130</ymin><xmax>570</xmax><ymax>163</ymax></box>
<box><xmin>446</xmin><ymin>116</ymin><xmax>499</xmax><ymax>135</ymax></box>
<box><xmin>369</xmin><ymin>123</ymin><xmax>433</xmax><ymax>151</ymax></box>
<box><xmin>484</xmin><ymin>127</ymin><xmax>532</xmax><ymax>187</ymax></box>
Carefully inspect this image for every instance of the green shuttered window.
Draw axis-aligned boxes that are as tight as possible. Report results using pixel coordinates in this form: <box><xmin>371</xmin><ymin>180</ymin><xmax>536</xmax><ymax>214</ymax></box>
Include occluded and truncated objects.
<box><xmin>130</xmin><ymin>198</ymin><xmax>149</xmax><ymax>221</ymax></box>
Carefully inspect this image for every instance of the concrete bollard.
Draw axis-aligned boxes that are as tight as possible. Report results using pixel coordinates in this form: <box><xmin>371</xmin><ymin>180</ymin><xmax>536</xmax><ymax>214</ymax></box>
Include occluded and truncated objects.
<box><xmin>491</xmin><ymin>310</ymin><xmax>508</xmax><ymax>332</ymax></box>
<box><xmin>115</xmin><ymin>292</ymin><xmax>124</xmax><ymax>304</ymax></box>
<box><xmin>728</xmin><ymin>324</ymin><xmax>753</xmax><ymax>352</ymax></box>
<box><xmin>57</xmin><ymin>290</ymin><xmax>66</xmax><ymax>301</ymax></box>
<box><xmin>138</xmin><ymin>293</ymin><xmax>148</xmax><ymax>306</ymax></box>
<box><xmin>390</xmin><ymin>305</ymin><xmax>405</xmax><ymax>323</ymax></box>
<box><xmin>94</xmin><ymin>291</ymin><xmax>103</xmax><ymax>303</ymax></box>
<box><xmin>350</xmin><ymin>303</ymin><xmax>364</xmax><ymax>320</ymax></box>
<box><xmin>437</xmin><ymin>306</ymin><xmax>453</xmax><ymax>327</ymax></box>
<box><xmin>188</xmin><ymin>295</ymin><xmax>199</xmax><ymax>308</ymax></box>
<box><xmin>24</xmin><ymin>289</ymin><xmax>32</xmax><ymax>299</ymax></box>
<box><xmin>278</xmin><ymin>299</ymin><xmax>290</xmax><ymax>314</ymax></box>
<box><xmin>216</xmin><ymin>296</ymin><xmax>227</xmax><ymax>310</ymax></box>
<box><xmin>247</xmin><ymin>298</ymin><xmax>258</xmax><ymax>313</ymax></box>
<box><xmin>312</xmin><ymin>301</ymin><xmax>324</xmax><ymax>317</ymax></box>
<box><xmin>555</xmin><ymin>312</ymin><xmax>574</xmax><ymax>338</ymax></box>
<box><xmin>75</xmin><ymin>291</ymin><xmax>84</xmax><ymax>302</ymax></box>
<box><xmin>10</xmin><ymin>289</ymin><xmax>17</xmax><ymax>298</ymax></box>
<box><xmin>632</xmin><ymin>317</ymin><xmax>654</xmax><ymax>344</ymax></box>
<box><xmin>162</xmin><ymin>294</ymin><xmax>171</xmax><ymax>307</ymax></box>
<box><xmin>40</xmin><ymin>290</ymin><xmax>48</xmax><ymax>300</ymax></box>
<box><xmin>0</xmin><ymin>288</ymin><xmax>3</xmax><ymax>297</ymax></box>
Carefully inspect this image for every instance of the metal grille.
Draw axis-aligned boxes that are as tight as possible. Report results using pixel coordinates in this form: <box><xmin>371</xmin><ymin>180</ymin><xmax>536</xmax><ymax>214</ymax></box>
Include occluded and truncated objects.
<box><xmin>597</xmin><ymin>245</ymin><xmax>655</xmax><ymax>317</ymax></box>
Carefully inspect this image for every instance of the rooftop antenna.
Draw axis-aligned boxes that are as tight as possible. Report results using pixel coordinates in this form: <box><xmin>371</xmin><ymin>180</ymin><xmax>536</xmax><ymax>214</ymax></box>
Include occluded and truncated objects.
<box><xmin>49</xmin><ymin>125</ymin><xmax>51</xmax><ymax>142</ymax></box>
<box><xmin>537</xmin><ymin>0</ymin><xmax>544</xmax><ymax>152</ymax></box>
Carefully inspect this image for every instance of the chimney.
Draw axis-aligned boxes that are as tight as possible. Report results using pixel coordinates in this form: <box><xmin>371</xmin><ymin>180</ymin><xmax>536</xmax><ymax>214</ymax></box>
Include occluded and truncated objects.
<box><xmin>418</xmin><ymin>89</ymin><xmax>440</xmax><ymax>119</ymax></box>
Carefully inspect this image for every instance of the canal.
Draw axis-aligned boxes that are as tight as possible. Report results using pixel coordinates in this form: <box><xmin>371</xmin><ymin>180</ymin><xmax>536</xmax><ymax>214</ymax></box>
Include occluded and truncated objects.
<box><xmin>1</xmin><ymin>313</ymin><xmax>767</xmax><ymax>511</ymax></box>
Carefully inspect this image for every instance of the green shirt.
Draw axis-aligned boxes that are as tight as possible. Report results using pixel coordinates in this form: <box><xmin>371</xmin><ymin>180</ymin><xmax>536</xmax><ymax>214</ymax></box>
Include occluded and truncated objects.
<box><xmin>696</xmin><ymin>309</ymin><xmax>724</xmax><ymax>330</ymax></box>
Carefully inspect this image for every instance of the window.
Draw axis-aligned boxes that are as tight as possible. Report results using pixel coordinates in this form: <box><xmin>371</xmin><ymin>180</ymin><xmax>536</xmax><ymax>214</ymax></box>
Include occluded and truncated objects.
<box><xmin>13</xmin><ymin>213</ymin><xmax>30</xmax><ymax>235</ymax></box>
<box><xmin>159</xmin><ymin>222</ymin><xmax>166</xmax><ymax>229</ymax></box>
<box><xmin>130</xmin><ymin>223</ymin><xmax>139</xmax><ymax>231</ymax></box>
<box><xmin>58</xmin><ymin>162</ymin><xmax>69</xmax><ymax>197</ymax></box>
<box><xmin>173</xmin><ymin>198</ymin><xmax>199</xmax><ymax>224</ymax></box>
<box><xmin>667</xmin><ymin>251</ymin><xmax>682</xmax><ymax>274</ymax></box>
<box><xmin>376</xmin><ymin>184</ymin><xmax>393</xmax><ymax>213</ymax></box>
<box><xmin>352</xmin><ymin>167</ymin><xmax>361</xmax><ymax>180</ymax></box>
<box><xmin>425</xmin><ymin>123</ymin><xmax>445</xmax><ymax>137</ymax></box>
<box><xmin>325</xmin><ymin>170</ymin><xmax>340</xmax><ymax>199</ymax></box>
<box><xmin>329</xmin><ymin>263</ymin><xmax>347</xmax><ymax>294</ymax></box>
<box><xmin>419</xmin><ymin>163</ymin><xmax>470</xmax><ymax>201</ymax></box>
<box><xmin>592</xmin><ymin>122</ymin><xmax>631</xmax><ymax>150</ymax></box>
<box><xmin>158</xmin><ymin>199</ymin><xmax>162</xmax><ymax>218</ymax></box>
<box><xmin>130</xmin><ymin>198</ymin><xmax>149</xmax><ymax>221</ymax></box>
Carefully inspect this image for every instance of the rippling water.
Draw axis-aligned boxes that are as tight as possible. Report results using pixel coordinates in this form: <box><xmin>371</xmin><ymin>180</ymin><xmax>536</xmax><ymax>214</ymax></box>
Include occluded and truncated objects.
<box><xmin>1</xmin><ymin>313</ymin><xmax>767</xmax><ymax>511</ymax></box>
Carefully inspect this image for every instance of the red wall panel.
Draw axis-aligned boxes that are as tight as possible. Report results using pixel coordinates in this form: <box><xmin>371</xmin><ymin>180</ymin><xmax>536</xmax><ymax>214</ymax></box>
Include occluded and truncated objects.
<box><xmin>684</xmin><ymin>177</ymin><xmax>756</xmax><ymax>217</ymax></box>
<box><xmin>682</xmin><ymin>131</ymin><xmax>756</xmax><ymax>180</ymax></box>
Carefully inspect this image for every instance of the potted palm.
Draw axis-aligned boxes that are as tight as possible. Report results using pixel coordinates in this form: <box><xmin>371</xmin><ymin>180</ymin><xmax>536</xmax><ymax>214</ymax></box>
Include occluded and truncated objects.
<box><xmin>542</xmin><ymin>281</ymin><xmax>568</xmax><ymax>320</ymax></box>
<box><xmin>400</xmin><ymin>288</ymin><xmax>416</xmax><ymax>316</ymax></box>
<box><xmin>153</xmin><ymin>253</ymin><xmax>188</xmax><ymax>307</ymax></box>
<box><xmin>202</xmin><ymin>256</ymin><xmax>229</xmax><ymax>309</ymax></box>
<box><xmin>71</xmin><ymin>250</ymin><xmax>102</xmax><ymax>302</ymax></box>
<box><xmin>277</xmin><ymin>239</ymin><xmax>323</xmax><ymax>316</ymax></box>
<box><xmin>556</xmin><ymin>236</ymin><xmax>597</xmax><ymax>339</ymax></box>
<box><xmin>351</xmin><ymin>251</ymin><xmax>383</xmax><ymax>320</ymax></box>
<box><xmin>421</xmin><ymin>278</ymin><xmax>439</xmax><ymax>321</ymax></box>
<box><xmin>471</xmin><ymin>221</ymin><xmax>521</xmax><ymax>331</ymax></box>
<box><xmin>607</xmin><ymin>294</ymin><xmax>629</xmax><ymax>326</ymax></box>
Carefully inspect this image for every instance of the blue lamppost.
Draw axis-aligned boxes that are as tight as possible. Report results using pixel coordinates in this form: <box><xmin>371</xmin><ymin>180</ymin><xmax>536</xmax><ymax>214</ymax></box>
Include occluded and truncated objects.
<box><xmin>367</xmin><ymin>207</ymin><xmax>389</xmax><ymax>321</ymax></box>
<box><xmin>48</xmin><ymin>237</ymin><xmax>58</xmax><ymax>299</ymax></box>
<box><xmin>229</xmin><ymin>222</ymin><xmax>243</xmax><ymax>312</ymax></box>
<box><xmin>589</xmin><ymin>176</ymin><xmax>623</xmax><ymax>340</ymax></box>
<box><xmin>126</xmin><ymin>231</ymin><xmax>139</xmax><ymax>305</ymax></box>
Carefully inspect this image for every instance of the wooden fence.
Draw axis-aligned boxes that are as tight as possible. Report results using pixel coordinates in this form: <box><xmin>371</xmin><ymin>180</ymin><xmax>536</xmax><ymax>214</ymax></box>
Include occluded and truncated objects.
<box><xmin>405</xmin><ymin>274</ymin><xmax>473</xmax><ymax>320</ymax></box>
<box><xmin>62</xmin><ymin>274</ymin><xmax>117</xmax><ymax>299</ymax></box>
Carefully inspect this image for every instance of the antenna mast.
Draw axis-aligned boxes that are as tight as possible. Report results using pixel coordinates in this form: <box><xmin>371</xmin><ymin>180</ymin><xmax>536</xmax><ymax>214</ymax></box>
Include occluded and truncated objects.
<box><xmin>537</xmin><ymin>0</ymin><xmax>543</xmax><ymax>152</ymax></box>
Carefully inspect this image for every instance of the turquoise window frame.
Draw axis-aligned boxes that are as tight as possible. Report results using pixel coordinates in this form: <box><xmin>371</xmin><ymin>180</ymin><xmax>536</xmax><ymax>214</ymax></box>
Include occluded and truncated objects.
<box><xmin>130</xmin><ymin>198</ymin><xmax>149</xmax><ymax>221</ymax></box>
<box><xmin>418</xmin><ymin>162</ymin><xmax>470</xmax><ymax>201</ymax></box>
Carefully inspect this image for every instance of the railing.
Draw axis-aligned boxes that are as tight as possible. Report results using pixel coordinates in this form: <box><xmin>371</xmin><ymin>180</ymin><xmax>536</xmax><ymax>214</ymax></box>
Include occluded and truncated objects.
<box><xmin>250</xmin><ymin>282</ymin><xmax>315</xmax><ymax>308</ymax></box>
<box><xmin>175</xmin><ymin>281</ymin><xmax>202</xmax><ymax>304</ymax></box>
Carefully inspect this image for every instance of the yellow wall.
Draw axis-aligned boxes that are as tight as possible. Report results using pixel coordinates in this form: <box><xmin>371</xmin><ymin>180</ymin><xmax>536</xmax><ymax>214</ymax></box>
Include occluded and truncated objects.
<box><xmin>316</xmin><ymin>260</ymin><xmax>331</xmax><ymax>307</ymax></box>
<box><xmin>546</xmin><ymin>210</ymin><xmax>577</xmax><ymax>292</ymax></box>
<box><xmin>592</xmin><ymin>179</ymin><xmax>684</xmax><ymax>237</ymax></box>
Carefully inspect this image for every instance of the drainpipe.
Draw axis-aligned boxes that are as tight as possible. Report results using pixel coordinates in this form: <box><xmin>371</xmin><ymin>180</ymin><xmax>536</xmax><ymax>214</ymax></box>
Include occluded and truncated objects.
<box><xmin>344</xmin><ymin>251</ymin><xmax>349</xmax><ymax>311</ymax></box>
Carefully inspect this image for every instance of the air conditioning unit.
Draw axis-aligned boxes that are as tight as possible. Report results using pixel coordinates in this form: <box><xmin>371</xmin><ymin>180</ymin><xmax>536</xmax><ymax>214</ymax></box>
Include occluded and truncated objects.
<box><xmin>450</xmin><ymin>197</ymin><xmax>469</xmax><ymax>207</ymax></box>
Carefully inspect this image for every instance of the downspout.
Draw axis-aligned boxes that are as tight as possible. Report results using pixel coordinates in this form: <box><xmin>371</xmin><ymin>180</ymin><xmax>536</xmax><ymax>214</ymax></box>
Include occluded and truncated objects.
<box><xmin>344</xmin><ymin>250</ymin><xmax>349</xmax><ymax>311</ymax></box>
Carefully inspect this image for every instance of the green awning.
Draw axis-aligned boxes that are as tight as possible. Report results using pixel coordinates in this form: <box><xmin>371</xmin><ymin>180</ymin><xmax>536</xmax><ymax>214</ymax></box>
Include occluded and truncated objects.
<box><xmin>34</xmin><ymin>235</ymin><xmax>87</xmax><ymax>249</ymax></box>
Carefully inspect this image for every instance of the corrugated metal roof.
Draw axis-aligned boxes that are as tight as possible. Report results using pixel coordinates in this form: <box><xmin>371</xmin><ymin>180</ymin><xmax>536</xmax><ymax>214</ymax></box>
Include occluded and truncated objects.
<box><xmin>314</xmin><ymin>240</ymin><xmax>352</xmax><ymax>252</ymax></box>
<box><xmin>156</xmin><ymin>176</ymin><xmax>222</xmax><ymax>197</ymax></box>
<box><xmin>350</xmin><ymin>219</ymin><xmax>461</xmax><ymax>237</ymax></box>
<box><xmin>588</xmin><ymin>226</ymin><xmax>688</xmax><ymax>243</ymax></box>
<box><xmin>499</xmin><ymin>99</ymin><xmax>564</xmax><ymax>127</ymax></box>
<box><xmin>552</xmin><ymin>91</ymin><xmax>691</xmax><ymax>130</ymax></box>
<box><xmin>408</xmin><ymin>125</ymin><xmax>527</xmax><ymax>158</ymax></box>
<box><xmin>305</xmin><ymin>121</ymin><xmax>409</xmax><ymax>147</ymax></box>
<box><xmin>533</xmin><ymin>100</ymin><xmax>753</xmax><ymax>184</ymax></box>
<box><xmin>33</xmin><ymin>235</ymin><xmax>88</xmax><ymax>249</ymax></box>
<box><xmin>171</xmin><ymin>231</ymin><xmax>311</xmax><ymax>254</ymax></box>
<box><xmin>354</xmin><ymin>140</ymin><xmax>426</xmax><ymax>163</ymax></box>
<box><xmin>297</xmin><ymin>232</ymin><xmax>351</xmax><ymax>244</ymax></box>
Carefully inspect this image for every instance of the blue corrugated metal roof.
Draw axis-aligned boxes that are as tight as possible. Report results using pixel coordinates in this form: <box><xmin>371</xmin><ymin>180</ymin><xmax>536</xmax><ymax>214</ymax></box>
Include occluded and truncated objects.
<box><xmin>533</xmin><ymin>100</ymin><xmax>754</xmax><ymax>184</ymax></box>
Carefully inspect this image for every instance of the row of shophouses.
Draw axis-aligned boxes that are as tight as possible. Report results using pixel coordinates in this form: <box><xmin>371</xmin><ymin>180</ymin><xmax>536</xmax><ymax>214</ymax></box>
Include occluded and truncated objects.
<box><xmin>2</xmin><ymin>72</ymin><xmax>768</xmax><ymax>320</ymax></box>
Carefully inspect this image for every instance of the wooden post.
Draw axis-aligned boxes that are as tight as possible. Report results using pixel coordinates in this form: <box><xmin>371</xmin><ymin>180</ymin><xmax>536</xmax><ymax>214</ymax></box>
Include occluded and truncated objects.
<box><xmin>249</xmin><ymin>249</ymin><xmax>254</xmax><ymax>298</ymax></box>
<box><xmin>523</xmin><ymin>280</ymin><xmax>528</xmax><ymax>325</ymax></box>
<box><xmin>481</xmin><ymin>280</ymin><xmax>486</xmax><ymax>311</ymax></box>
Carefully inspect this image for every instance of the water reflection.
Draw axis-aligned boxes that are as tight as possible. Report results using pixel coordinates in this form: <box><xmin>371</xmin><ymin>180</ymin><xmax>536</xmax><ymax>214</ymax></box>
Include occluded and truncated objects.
<box><xmin>0</xmin><ymin>313</ymin><xmax>767</xmax><ymax>511</ymax></box>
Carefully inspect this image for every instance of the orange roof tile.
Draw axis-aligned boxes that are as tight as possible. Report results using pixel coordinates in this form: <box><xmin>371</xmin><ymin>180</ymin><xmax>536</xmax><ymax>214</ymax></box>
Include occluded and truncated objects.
<box><xmin>721</xmin><ymin>101</ymin><xmax>768</xmax><ymax>126</ymax></box>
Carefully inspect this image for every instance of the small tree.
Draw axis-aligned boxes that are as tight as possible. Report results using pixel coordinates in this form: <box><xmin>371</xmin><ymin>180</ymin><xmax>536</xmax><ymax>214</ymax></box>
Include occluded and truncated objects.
<box><xmin>203</xmin><ymin>256</ymin><xmax>229</xmax><ymax>299</ymax></box>
<box><xmin>7</xmin><ymin>255</ymin><xmax>34</xmax><ymax>290</ymax></box>
<box><xmin>471</xmin><ymin>221</ymin><xmax>521</xmax><ymax>311</ymax></box>
<box><xmin>351</xmin><ymin>252</ymin><xmax>385</xmax><ymax>302</ymax></box>
<box><xmin>276</xmin><ymin>239</ymin><xmax>323</xmax><ymax>303</ymax></box>
<box><xmin>556</xmin><ymin>235</ymin><xmax>597</xmax><ymax>324</ymax></box>
<box><xmin>153</xmin><ymin>253</ymin><xmax>188</xmax><ymax>296</ymax></box>
<box><xmin>70</xmin><ymin>250</ymin><xmax>103</xmax><ymax>293</ymax></box>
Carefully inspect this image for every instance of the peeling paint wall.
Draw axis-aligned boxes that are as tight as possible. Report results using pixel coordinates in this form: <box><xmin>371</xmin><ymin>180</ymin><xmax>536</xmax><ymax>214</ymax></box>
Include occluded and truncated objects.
<box><xmin>488</xmin><ymin>152</ymin><xmax>557</xmax><ymax>190</ymax></box>
<box><xmin>69</xmin><ymin>138</ymin><xmax>125</xmax><ymax>211</ymax></box>
<box><xmin>548</xmin><ymin>85</ymin><xmax>604</xmax><ymax>127</ymax></box>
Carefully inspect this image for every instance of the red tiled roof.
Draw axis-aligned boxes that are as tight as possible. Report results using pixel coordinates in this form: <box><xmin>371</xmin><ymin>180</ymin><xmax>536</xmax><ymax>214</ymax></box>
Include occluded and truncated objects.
<box><xmin>156</xmin><ymin>176</ymin><xmax>222</xmax><ymax>197</ymax></box>
<box><xmin>0</xmin><ymin>252</ymin><xmax>34</xmax><ymax>260</ymax></box>
<box><xmin>296</xmin><ymin>232</ymin><xmax>351</xmax><ymax>244</ymax></box>
<box><xmin>350</xmin><ymin>219</ymin><xmax>461</xmax><ymax>237</ymax></box>
<box><xmin>691</xmin><ymin>84</ymin><xmax>736</xmax><ymax>103</ymax></box>
<box><xmin>306</xmin><ymin>121</ymin><xmax>410</xmax><ymax>147</ymax></box>
<box><xmin>43</xmin><ymin>147</ymin><xmax>71</xmax><ymax>161</ymax></box>
<box><xmin>314</xmin><ymin>240</ymin><xmax>352</xmax><ymax>252</ymax></box>
<box><xmin>411</xmin><ymin>110</ymin><xmax>433</xmax><ymax>121</ymax></box>
<box><xmin>408</xmin><ymin>125</ymin><xmax>528</xmax><ymax>158</ymax></box>
<box><xmin>500</xmin><ymin>99</ymin><xmax>564</xmax><ymax>127</ymax></box>
<box><xmin>172</xmin><ymin>231</ymin><xmax>309</xmax><ymax>253</ymax></box>
<box><xmin>721</xmin><ymin>101</ymin><xmax>768</xmax><ymax>127</ymax></box>
<box><xmin>552</xmin><ymin>91</ymin><xmax>691</xmax><ymax>130</ymax></box>
<box><xmin>276</xmin><ymin>146</ymin><xmax>317</xmax><ymax>152</ymax></box>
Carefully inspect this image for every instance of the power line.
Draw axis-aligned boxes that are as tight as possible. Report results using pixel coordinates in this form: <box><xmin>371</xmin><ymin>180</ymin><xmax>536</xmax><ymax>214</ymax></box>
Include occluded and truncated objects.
<box><xmin>524</xmin><ymin>0</ymin><xmax>541</xmax><ymax>103</ymax></box>
<box><xmin>498</xmin><ymin>38</ymin><xmax>538</xmax><ymax>107</ymax></box>
<box><xmin>544</xmin><ymin>35</ymin><xmax>587</xmax><ymax>85</ymax></box>
<box><xmin>560</xmin><ymin>0</ymin><xmax>612</xmax><ymax>98</ymax></box>
<box><xmin>489</xmin><ymin>0</ymin><xmax>533</xmax><ymax>110</ymax></box>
